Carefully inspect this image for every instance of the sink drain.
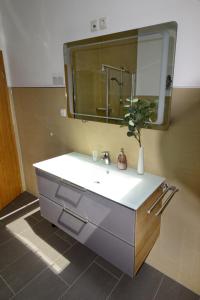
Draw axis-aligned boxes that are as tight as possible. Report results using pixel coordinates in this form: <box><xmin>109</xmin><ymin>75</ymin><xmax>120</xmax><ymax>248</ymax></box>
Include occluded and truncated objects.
<box><xmin>94</xmin><ymin>181</ymin><xmax>100</xmax><ymax>184</ymax></box>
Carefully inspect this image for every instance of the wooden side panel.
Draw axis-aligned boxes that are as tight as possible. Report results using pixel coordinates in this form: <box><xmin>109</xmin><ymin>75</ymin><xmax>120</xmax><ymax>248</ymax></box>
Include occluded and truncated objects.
<box><xmin>0</xmin><ymin>51</ymin><xmax>22</xmax><ymax>209</ymax></box>
<box><xmin>134</xmin><ymin>186</ymin><xmax>162</xmax><ymax>273</ymax></box>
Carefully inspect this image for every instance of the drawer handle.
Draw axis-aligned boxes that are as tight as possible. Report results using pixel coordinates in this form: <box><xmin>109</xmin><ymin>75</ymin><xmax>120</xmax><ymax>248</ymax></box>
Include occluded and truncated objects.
<box><xmin>61</xmin><ymin>179</ymin><xmax>87</xmax><ymax>192</ymax></box>
<box><xmin>155</xmin><ymin>186</ymin><xmax>178</xmax><ymax>216</ymax></box>
<box><xmin>63</xmin><ymin>207</ymin><xmax>88</xmax><ymax>223</ymax></box>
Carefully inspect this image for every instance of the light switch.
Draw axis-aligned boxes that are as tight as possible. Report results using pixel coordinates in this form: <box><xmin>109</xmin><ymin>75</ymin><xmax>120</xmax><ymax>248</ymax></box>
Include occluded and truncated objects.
<box><xmin>99</xmin><ymin>17</ymin><xmax>107</xmax><ymax>30</ymax></box>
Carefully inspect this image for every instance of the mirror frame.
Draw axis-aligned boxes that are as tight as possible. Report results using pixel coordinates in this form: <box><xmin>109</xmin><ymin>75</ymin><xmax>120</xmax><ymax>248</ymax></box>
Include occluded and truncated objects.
<box><xmin>63</xmin><ymin>21</ymin><xmax>177</xmax><ymax>129</ymax></box>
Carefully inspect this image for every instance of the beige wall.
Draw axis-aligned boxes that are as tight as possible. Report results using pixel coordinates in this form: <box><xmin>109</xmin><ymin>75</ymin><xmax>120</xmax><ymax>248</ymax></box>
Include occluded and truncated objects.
<box><xmin>12</xmin><ymin>87</ymin><xmax>200</xmax><ymax>294</ymax></box>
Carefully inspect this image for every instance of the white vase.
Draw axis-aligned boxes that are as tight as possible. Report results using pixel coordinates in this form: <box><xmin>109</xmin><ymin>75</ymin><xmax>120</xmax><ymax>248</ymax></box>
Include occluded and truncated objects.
<box><xmin>137</xmin><ymin>146</ymin><xmax>144</xmax><ymax>175</ymax></box>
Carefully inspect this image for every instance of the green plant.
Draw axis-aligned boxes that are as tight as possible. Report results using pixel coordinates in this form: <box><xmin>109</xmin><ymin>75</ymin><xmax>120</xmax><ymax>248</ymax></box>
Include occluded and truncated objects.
<box><xmin>122</xmin><ymin>98</ymin><xmax>157</xmax><ymax>147</ymax></box>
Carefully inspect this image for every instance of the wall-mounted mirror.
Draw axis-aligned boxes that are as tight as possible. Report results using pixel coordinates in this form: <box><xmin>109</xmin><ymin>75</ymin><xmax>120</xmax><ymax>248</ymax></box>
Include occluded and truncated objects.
<box><xmin>63</xmin><ymin>21</ymin><xmax>177</xmax><ymax>128</ymax></box>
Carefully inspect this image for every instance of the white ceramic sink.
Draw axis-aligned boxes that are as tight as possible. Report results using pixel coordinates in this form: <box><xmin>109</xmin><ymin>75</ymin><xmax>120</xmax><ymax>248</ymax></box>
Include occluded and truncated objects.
<box><xmin>33</xmin><ymin>152</ymin><xmax>165</xmax><ymax>210</ymax></box>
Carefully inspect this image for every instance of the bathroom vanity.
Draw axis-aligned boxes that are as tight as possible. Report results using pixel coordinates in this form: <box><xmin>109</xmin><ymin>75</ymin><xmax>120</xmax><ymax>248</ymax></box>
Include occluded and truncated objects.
<box><xmin>33</xmin><ymin>152</ymin><xmax>176</xmax><ymax>276</ymax></box>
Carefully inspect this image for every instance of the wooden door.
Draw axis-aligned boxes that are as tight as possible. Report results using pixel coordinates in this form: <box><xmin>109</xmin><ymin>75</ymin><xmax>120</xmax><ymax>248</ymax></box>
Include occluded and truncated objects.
<box><xmin>0</xmin><ymin>51</ymin><xmax>22</xmax><ymax>210</ymax></box>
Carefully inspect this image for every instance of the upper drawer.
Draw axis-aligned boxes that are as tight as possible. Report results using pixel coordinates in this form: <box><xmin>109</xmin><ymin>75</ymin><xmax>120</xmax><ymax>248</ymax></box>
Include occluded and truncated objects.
<box><xmin>36</xmin><ymin>170</ymin><xmax>84</xmax><ymax>207</ymax></box>
<box><xmin>36</xmin><ymin>170</ymin><xmax>135</xmax><ymax>245</ymax></box>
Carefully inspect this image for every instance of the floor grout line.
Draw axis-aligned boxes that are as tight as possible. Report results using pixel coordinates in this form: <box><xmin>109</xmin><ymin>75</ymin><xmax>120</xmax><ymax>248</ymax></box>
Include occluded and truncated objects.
<box><xmin>0</xmin><ymin>247</ymin><xmax>31</xmax><ymax>274</ymax></box>
<box><xmin>0</xmin><ymin>210</ymin><xmax>44</xmax><ymax>249</ymax></box>
<box><xmin>0</xmin><ymin>233</ymin><xmax>15</xmax><ymax>247</ymax></box>
<box><xmin>0</xmin><ymin>222</ymin><xmax>59</xmax><ymax>274</ymax></box>
<box><xmin>93</xmin><ymin>261</ymin><xmax>121</xmax><ymax>281</ymax></box>
<box><xmin>106</xmin><ymin>273</ymin><xmax>124</xmax><ymax>300</ymax></box>
<box><xmin>54</xmin><ymin>231</ymin><xmax>77</xmax><ymax>247</ymax></box>
<box><xmin>57</xmin><ymin>273</ymin><xmax>70</xmax><ymax>288</ymax></box>
<box><xmin>9</xmin><ymin>266</ymin><xmax>49</xmax><ymax>299</ymax></box>
<box><xmin>59</xmin><ymin>256</ymin><xmax>98</xmax><ymax>299</ymax></box>
<box><xmin>0</xmin><ymin>200</ymin><xmax>39</xmax><ymax>221</ymax></box>
<box><xmin>2</xmin><ymin>231</ymin><xmax>76</xmax><ymax>299</ymax></box>
<box><xmin>0</xmin><ymin>220</ymin><xmax>77</xmax><ymax>278</ymax></box>
<box><xmin>0</xmin><ymin>274</ymin><xmax>16</xmax><ymax>296</ymax></box>
<box><xmin>52</xmin><ymin>240</ymin><xmax>78</xmax><ymax>267</ymax></box>
<box><xmin>1</xmin><ymin>194</ymin><xmax>200</xmax><ymax>299</ymax></box>
<box><xmin>152</xmin><ymin>275</ymin><xmax>165</xmax><ymax>300</ymax></box>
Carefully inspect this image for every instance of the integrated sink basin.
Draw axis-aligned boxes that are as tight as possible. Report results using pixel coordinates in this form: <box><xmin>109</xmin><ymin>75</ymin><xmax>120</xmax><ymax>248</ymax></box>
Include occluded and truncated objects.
<box><xmin>33</xmin><ymin>152</ymin><xmax>165</xmax><ymax>210</ymax></box>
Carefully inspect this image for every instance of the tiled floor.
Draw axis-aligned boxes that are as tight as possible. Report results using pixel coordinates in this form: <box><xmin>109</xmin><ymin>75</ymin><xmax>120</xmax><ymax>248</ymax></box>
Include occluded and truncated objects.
<box><xmin>0</xmin><ymin>192</ymin><xmax>199</xmax><ymax>300</ymax></box>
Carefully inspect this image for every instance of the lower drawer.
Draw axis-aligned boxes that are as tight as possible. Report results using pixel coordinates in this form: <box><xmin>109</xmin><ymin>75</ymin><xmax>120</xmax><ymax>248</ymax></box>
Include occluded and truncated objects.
<box><xmin>39</xmin><ymin>195</ymin><xmax>134</xmax><ymax>276</ymax></box>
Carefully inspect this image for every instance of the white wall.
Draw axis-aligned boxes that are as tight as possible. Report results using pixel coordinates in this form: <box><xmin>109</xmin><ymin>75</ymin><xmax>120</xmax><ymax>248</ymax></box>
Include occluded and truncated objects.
<box><xmin>0</xmin><ymin>0</ymin><xmax>200</xmax><ymax>87</ymax></box>
<box><xmin>0</xmin><ymin>8</ymin><xmax>10</xmax><ymax>80</ymax></box>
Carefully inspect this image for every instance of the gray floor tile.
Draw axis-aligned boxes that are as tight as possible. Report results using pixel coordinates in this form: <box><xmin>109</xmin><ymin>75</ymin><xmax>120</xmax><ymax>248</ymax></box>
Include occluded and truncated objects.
<box><xmin>0</xmin><ymin>238</ymin><xmax>30</xmax><ymax>271</ymax></box>
<box><xmin>3</xmin><ymin>213</ymin><xmax>39</xmax><ymax>236</ymax></box>
<box><xmin>32</xmin><ymin>232</ymin><xmax>71</xmax><ymax>265</ymax></box>
<box><xmin>30</xmin><ymin>210</ymin><xmax>44</xmax><ymax>222</ymax></box>
<box><xmin>0</xmin><ymin>202</ymin><xmax>16</xmax><ymax>219</ymax></box>
<box><xmin>45</xmin><ymin>233</ymin><xmax>71</xmax><ymax>254</ymax></box>
<box><xmin>56</xmin><ymin>243</ymin><xmax>96</xmax><ymax>285</ymax></box>
<box><xmin>24</xmin><ymin>214</ymin><xmax>40</xmax><ymax>227</ymax></box>
<box><xmin>29</xmin><ymin>218</ymin><xmax>58</xmax><ymax>239</ymax></box>
<box><xmin>62</xmin><ymin>263</ymin><xmax>117</xmax><ymax>300</ymax></box>
<box><xmin>0</xmin><ymin>276</ymin><xmax>13</xmax><ymax>299</ymax></box>
<box><xmin>155</xmin><ymin>276</ymin><xmax>199</xmax><ymax>300</ymax></box>
<box><xmin>13</xmin><ymin>268</ymin><xmax>68</xmax><ymax>300</ymax></box>
<box><xmin>1</xmin><ymin>192</ymin><xmax>199</xmax><ymax>300</ymax></box>
<box><xmin>55</xmin><ymin>228</ymin><xmax>77</xmax><ymax>245</ymax></box>
<box><xmin>0</xmin><ymin>227</ymin><xmax>13</xmax><ymax>245</ymax></box>
<box><xmin>1</xmin><ymin>202</ymin><xmax>39</xmax><ymax>226</ymax></box>
<box><xmin>12</xmin><ymin>192</ymin><xmax>38</xmax><ymax>209</ymax></box>
<box><xmin>15</xmin><ymin>230</ymin><xmax>71</xmax><ymax>268</ymax></box>
<box><xmin>0</xmin><ymin>251</ymin><xmax>47</xmax><ymax>293</ymax></box>
<box><xmin>95</xmin><ymin>256</ymin><xmax>122</xmax><ymax>279</ymax></box>
<box><xmin>110</xmin><ymin>263</ymin><xmax>163</xmax><ymax>300</ymax></box>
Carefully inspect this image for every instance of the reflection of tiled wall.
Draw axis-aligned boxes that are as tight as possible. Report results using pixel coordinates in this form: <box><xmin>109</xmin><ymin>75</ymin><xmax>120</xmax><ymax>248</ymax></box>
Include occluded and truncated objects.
<box><xmin>12</xmin><ymin>87</ymin><xmax>200</xmax><ymax>295</ymax></box>
<box><xmin>71</xmin><ymin>39</ymin><xmax>137</xmax><ymax>117</ymax></box>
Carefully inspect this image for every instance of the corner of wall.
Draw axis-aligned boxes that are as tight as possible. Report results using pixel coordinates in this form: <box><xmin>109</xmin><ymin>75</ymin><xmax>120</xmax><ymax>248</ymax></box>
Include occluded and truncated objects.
<box><xmin>8</xmin><ymin>88</ymin><xmax>26</xmax><ymax>191</ymax></box>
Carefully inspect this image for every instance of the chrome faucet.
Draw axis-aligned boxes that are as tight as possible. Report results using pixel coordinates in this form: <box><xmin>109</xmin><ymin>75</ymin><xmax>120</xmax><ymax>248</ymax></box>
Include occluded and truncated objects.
<box><xmin>101</xmin><ymin>151</ymin><xmax>111</xmax><ymax>165</ymax></box>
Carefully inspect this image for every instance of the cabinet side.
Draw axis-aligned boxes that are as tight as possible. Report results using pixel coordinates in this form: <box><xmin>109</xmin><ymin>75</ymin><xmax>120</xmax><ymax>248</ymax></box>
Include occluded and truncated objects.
<box><xmin>134</xmin><ymin>186</ymin><xmax>162</xmax><ymax>274</ymax></box>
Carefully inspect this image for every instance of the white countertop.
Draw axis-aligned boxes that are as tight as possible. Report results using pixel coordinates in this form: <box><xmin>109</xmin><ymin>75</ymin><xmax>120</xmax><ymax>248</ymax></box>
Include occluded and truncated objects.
<box><xmin>33</xmin><ymin>152</ymin><xmax>165</xmax><ymax>210</ymax></box>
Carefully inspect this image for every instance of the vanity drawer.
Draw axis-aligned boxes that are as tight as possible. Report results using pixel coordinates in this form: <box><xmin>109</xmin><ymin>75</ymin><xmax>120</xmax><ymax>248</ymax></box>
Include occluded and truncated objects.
<box><xmin>82</xmin><ymin>192</ymin><xmax>135</xmax><ymax>245</ymax></box>
<box><xmin>36</xmin><ymin>171</ymin><xmax>135</xmax><ymax>245</ymax></box>
<box><xmin>39</xmin><ymin>195</ymin><xmax>134</xmax><ymax>276</ymax></box>
<box><xmin>39</xmin><ymin>195</ymin><xmax>96</xmax><ymax>244</ymax></box>
<box><xmin>85</xmin><ymin>223</ymin><xmax>134</xmax><ymax>276</ymax></box>
<box><xmin>36</xmin><ymin>170</ymin><xmax>84</xmax><ymax>207</ymax></box>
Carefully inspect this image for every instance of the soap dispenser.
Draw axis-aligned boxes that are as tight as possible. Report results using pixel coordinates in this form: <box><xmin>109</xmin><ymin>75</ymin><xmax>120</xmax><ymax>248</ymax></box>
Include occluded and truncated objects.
<box><xmin>117</xmin><ymin>148</ymin><xmax>127</xmax><ymax>170</ymax></box>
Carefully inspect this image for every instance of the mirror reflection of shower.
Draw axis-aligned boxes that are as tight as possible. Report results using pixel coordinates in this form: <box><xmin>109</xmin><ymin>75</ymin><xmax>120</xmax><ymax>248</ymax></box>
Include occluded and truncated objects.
<box><xmin>99</xmin><ymin>64</ymin><xmax>136</xmax><ymax>120</ymax></box>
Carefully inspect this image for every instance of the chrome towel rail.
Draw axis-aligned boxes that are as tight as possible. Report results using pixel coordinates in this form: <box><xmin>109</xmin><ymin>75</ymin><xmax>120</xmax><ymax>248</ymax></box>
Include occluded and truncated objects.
<box><xmin>147</xmin><ymin>183</ymin><xmax>178</xmax><ymax>216</ymax></box>
<box><xmin>155</xmin><ymin>186</ymin><xmax>178</xmax><ymax>216</ymax></box>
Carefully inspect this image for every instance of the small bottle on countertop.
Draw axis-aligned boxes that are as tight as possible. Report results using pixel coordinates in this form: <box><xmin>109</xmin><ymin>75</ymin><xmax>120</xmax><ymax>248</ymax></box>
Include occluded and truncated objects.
<box><xmin>117</xmin><ymin>148</ymin><xmax>127</xmax><ymax>170</ymax></box>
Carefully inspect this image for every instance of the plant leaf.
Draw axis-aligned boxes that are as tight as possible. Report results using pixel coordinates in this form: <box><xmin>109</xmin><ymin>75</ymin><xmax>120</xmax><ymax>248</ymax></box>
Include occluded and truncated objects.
<box><xmin>128</xmin><ymin>120</ymin><xmax>134</xmax><ymax>126</ymax></box>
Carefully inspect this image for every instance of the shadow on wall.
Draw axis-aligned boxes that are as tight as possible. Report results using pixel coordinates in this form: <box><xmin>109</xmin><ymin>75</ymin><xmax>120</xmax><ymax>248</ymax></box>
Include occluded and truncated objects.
<box><xmin>159</xmin><ymin>88</ymin><xmax>200</xmax><ymax>199</ymax></box>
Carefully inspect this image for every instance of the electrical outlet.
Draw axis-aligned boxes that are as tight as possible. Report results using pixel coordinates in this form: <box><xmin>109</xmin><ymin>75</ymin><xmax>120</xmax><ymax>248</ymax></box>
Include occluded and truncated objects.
<box><xmin>99</xmin><ymin>17</ymin><xmax>107</xmax><ymax>30</ymax></box>
<box><xmin>90</xmin><ymin>20</ymin><xmax>98</xmax><ymax>32</ymax></box>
